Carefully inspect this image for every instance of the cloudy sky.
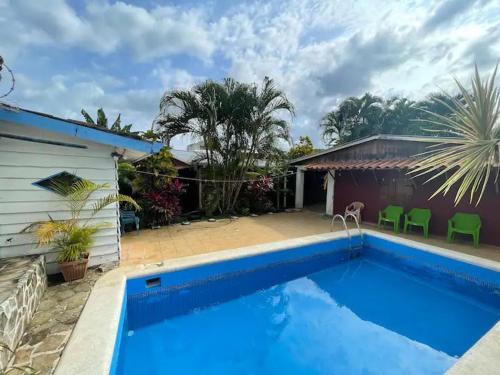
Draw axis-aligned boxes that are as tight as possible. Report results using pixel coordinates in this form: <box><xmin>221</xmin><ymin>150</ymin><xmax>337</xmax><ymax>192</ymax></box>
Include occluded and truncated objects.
<box><xmin>0</xmin><ymin>0</ymin><xmax>498</xmax><ymax>149</ymax></box>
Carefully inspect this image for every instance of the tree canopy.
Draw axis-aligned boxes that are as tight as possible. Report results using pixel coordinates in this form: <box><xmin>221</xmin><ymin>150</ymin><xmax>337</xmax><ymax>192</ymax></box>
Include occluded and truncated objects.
<box><xmin>154</xmin><ymin>77</ymin><xmax>294</xmax><ymax>214</ymax></box>
<box><xmin>288</xmin><ymin>136</ymin><xmax>314</xmax><ymax>159</ymax></box>
<box><xmin>320</xmin><ymin>92</ymin><xmax>458</xmax><ymax>145</ymax></box>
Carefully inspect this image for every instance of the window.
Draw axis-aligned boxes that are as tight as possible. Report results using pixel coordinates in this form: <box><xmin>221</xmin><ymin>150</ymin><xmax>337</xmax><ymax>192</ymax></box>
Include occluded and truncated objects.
<box><xmin>33</xmin><ymin>171</ymin><xmax>83</xmax><ymax>195</ymax></box>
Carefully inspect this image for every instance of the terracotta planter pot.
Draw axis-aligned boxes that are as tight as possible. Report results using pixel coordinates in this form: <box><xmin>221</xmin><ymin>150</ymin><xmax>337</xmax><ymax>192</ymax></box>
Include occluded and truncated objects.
<box><xmin>59</xmin><ymin>255</ymin><xmax>89</xmax><ymax>282</ymax></box>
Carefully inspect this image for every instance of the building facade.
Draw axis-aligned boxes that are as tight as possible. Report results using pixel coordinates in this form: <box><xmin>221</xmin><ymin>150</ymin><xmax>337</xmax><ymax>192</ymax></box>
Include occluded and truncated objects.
<box><xmin>0</xmin><ymin>105</ymin><xmax>163</xmax><ymax>273</ymax></box>
<box><xmin>292</xmin><ymin>135</ymin><xmax>500</xmax><ymax>246</ymax></box>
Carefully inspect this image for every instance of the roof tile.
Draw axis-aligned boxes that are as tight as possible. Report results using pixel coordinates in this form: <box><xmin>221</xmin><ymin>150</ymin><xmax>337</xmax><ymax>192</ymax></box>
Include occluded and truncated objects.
<box><xmin>305</xmin><ymin>158</ymin><xmax>421</xmax><ymax>171</ymax></box>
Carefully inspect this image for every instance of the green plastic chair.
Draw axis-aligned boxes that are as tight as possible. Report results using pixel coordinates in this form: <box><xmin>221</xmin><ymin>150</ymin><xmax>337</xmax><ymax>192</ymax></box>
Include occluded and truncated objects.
<box><xmin>378</xmin><ymin>205</ymin><xmax>404</xmax><ymax>233</ymax></box>
<box><xmin>404</xmin><ymin>208</ymin><xmax>431</xmax><ymax>238</ymax></box>
<box><xmin>447</xmin><ymin>213</ymin><xmax>481</xmax><ymax>247</ymax></box>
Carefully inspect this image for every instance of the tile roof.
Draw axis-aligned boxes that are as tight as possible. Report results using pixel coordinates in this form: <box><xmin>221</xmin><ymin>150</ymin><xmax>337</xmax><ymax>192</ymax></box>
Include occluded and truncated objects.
<box><xmin>305</xmin><ymin>158</ymin><xmax>421</xmax><ymax>171</ymax></box>
<box><xmin>290</xmin><ymin>134</ymin><xmax>460</xmax><ymax>164</ymax></box>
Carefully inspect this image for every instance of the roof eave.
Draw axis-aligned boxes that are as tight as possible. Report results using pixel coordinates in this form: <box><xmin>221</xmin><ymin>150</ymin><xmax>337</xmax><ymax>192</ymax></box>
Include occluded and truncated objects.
<box><xmin>0</xmin><ymin>107</ymin><xmax>164</xmax><ymax>158</ymax></box>
<box><xmin>290</xmin><ymin>134</ymin><xmax>460</xmax><ymax>165</ymax></box>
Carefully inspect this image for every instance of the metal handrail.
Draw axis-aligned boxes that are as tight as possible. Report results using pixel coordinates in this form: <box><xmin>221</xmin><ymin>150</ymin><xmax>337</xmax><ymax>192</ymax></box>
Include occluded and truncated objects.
<box><xmin>331</xmin><ymin>214</ymin><xmax>351</xmax><ymax>249</ymax></box>
<box><xmin>345</xmin><ymin>213</ymin><xmax>363</xmax><ymax>248</ymax></box>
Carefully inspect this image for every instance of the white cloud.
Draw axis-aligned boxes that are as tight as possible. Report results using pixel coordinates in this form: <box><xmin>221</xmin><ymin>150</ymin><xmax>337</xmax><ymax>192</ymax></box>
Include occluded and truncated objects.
<box><xmin>1</xmin><ymin>0</ymin><xmax>215</xmax><ymax>61</ymax></box>
<box><xmin>84</xmin><ymin>2</ymin><xmax>215</xmax><ymax>61</ymax></box>
<box><xmin>210</xmin><ymin>0</ymin><xmax>500</xmax><ymax>145</ymax></box>
<box><xmin>1</xmin><ymin>0</ymin><xmax>499</xmax><ymax>149</ymax></box>
<box><xmin>9</xmin><ymin>73</ymin><xmax>158</xmax><ymax>132</ymax></box>
<box><xmin>152</xmin><ymin>62</ymin><xmax>204</xmax><ymax>91</ymax></box>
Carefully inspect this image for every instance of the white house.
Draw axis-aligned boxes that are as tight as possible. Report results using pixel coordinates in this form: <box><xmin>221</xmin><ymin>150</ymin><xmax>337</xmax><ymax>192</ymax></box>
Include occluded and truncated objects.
<box><xmin>0</xmin><ymin>104</ymin><xmax>163</xmax><ymax>274</ymax></box>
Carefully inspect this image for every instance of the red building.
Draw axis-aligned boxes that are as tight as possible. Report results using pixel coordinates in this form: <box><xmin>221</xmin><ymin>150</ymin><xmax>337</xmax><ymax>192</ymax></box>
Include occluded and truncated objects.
<box><xmin>291</xmin><ymin>135</ymin><xmax>500</xmax><ymax>246</ymax></box>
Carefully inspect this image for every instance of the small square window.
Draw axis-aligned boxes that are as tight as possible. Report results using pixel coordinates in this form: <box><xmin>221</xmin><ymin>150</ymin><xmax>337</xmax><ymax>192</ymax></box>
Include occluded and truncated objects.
<box><xmin>33</xmin><ymin>172</ymin><xmax>83</xmax><ymax>194</ymax></box>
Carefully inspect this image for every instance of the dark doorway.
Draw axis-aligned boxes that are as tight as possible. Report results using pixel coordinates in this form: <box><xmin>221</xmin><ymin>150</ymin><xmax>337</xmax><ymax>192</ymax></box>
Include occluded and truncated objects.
<box><xmin>303</xmin><ymin>170</ymin><xmax>326</xmax><ymax>212</ymax></box>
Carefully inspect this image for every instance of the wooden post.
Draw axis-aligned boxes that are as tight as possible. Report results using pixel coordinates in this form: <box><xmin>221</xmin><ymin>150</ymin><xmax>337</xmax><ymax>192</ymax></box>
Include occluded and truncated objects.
<box><xmin>197</xmin><ymin>166</ymin><xmax>203</xmax><ymax>210</ymax></box>
<box><xmin>283</xmin><ymin>174</ymin><xmax>287</xmax><ymax>208</ymax></box>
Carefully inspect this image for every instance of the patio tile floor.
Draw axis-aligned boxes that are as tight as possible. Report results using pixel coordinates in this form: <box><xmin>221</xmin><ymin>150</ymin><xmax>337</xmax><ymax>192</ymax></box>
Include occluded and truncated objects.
<box><xmin>120</xmin><ymin>209</ymin><xmax>500</xmax><ymax>267</ymax></box>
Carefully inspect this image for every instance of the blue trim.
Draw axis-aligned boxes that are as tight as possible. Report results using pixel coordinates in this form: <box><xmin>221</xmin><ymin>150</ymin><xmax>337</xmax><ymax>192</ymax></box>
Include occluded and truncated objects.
<box><xmin>0</xmin><ymin>108</ymin><xmax>163</xmax><ymax>155</ymax></box>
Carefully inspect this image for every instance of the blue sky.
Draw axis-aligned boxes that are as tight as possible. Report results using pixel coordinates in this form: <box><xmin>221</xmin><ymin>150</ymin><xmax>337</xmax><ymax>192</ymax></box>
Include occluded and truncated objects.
<box><xmin>0</xmin><ymin>0</ymin><xmax>499</xmax><ymax>149</ymax></box>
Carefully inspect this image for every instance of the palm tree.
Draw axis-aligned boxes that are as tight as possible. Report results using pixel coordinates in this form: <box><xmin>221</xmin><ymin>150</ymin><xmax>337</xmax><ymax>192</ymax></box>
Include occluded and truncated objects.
<box><xmin>411</xmin><ymin>64</ymin><xmax>500</xmax><ymax>205</ymax></box>
<box><xmin>155</xmin><ymin>77</ymin><xmax>294</xmax><ymax>213</ymax></box>
<box><xmin>321</xmin><ymin>111</ymin><xmax>348</xmax><ymax>145</ymax></box>
<box><xmin>414</xmin><ymin>93</ymin><xmax>461</xmax><ymax>136</ymax></box>
<box><xmin>381</xmin><ymin>97</ymin><xmax>418</xmax><ymax>134</ymax></box>
<box><xmin>26</xmin><ymin>180</ymin><xmax>139</xmax><ymax>262</ymax></box>
<box><xmin>321</xmin><ymin>93</ymin><xmax>385</xmax><ymax>145</ymax></box>
<box><xmin>81</xmin><ymin>108</ymin><xmax>134</xmax><ymax>134</ymax></box>
<box><xmin>354</xmin><ymin>93</ymin><xmax>385</xmax><ymax>137</ymax></box>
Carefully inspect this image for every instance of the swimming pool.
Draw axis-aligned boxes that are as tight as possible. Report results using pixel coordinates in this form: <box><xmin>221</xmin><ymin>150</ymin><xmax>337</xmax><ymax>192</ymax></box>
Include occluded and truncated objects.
<box><xmin>117</xmin><ymin>233</ymin><xmax>499</xmax><ymax>374</ymax></box>
<box><xmin>55</xmin><ymin>231</ymin><xmax>500</xmax><ymax>375</ymax></box>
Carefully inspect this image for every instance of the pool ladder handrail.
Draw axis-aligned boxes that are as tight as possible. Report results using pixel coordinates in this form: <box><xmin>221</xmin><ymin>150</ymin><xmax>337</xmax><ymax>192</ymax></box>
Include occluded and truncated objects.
<box><xmin>345</xmin><ymin>213</ymin><xmax>364</xmax><ymax>249</ymax></box>
<box><xmin>331</xmin><ymin>213</ymin><xmax>364</xmax><ymax>251</ymax></box>
<box><xmin>331</xmin><ymin>214</ymin><xmax>352</xmax><ymax>249</ymax></box>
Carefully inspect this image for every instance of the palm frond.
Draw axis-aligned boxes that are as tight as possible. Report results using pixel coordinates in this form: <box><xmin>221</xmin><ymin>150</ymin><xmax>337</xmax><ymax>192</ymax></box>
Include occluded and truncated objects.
<box><xmin>24</xmin><ymin>177</ymin><xmax>138</xmax><ymax>262</ymax></box>
<box><xmin>80</xmin><ymin>109</ymin><xmax>95</xmax><ymax>124</ymax></box>
<box><xmin>90</xmin><ymin>194</ymin><xmax>140</xmax><ymax>218</ymax></box>
<box><xmin>410</xmin><ymin>63</ymin><xmax>500</xmax><ymax>205</ymax></box>
<box><xmin>51</xmin><ymin>180</ymin><xmax>110</xmax><ymax>218</ymax></box>
<box><xmin>34</xmin><ymin>220</ymin><xmax>73</xmax><ymax>246</ymax></box>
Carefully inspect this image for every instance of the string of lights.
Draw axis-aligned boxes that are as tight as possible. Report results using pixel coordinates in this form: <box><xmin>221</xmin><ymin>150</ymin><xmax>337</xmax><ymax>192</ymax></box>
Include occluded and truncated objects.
<box><xmin>132</xmin><ymin>169</ymin><xmax>297</xmax><ymax>183</ymax></box>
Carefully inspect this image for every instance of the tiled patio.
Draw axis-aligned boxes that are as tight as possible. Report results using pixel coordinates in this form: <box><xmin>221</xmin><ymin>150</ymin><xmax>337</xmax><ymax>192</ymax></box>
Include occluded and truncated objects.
<box><xmin>121</xmin><ymin>209</ymin><xmax>500</xmax><ymax>266</ymax></box>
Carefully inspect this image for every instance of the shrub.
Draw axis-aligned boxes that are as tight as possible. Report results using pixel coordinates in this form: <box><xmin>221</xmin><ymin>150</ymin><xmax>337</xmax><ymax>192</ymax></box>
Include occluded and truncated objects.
<box><xmin>246</xmin><ymin>176</ymin><xmax>275</xmax><ymax>213</ymax></box>
<box><xmin>143</xmin><ymin>179</ymin><xmax>186</xmax><ymax>225</ymax></box>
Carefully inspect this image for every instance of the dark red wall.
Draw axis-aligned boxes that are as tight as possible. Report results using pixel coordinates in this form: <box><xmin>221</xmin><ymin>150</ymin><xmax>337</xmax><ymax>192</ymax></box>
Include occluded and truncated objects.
<box><xmin>333</xmin><ymin>169</ymin><xmax>500</xmax><ymax>246</ymax></box>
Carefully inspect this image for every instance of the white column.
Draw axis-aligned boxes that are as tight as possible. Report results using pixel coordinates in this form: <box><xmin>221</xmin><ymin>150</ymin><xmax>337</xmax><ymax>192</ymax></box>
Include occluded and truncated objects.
<box><xmin>295</xmin><ymin>167</ymin><xmax>305</xmax><ymax>209</ymax></box>
<box><xmin>326</xmin><ymin>170</ymin><xmax>335</xmax><ymax>216</ymax></box>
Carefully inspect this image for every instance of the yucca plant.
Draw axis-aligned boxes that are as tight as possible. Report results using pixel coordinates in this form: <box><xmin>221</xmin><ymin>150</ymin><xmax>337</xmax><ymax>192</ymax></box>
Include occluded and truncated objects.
<box><xmin>26</xmin><ymin>180</ymin><xmax>140</xmax><ymax>263</ymax></box>
<box><xmin>411</xmin><ymin>64</ymin><xmax>500</xmax><ymax>205</ymax></box>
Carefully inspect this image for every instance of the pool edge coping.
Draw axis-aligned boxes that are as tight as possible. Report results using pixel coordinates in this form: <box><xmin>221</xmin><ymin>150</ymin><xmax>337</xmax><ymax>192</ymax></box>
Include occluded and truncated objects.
<box><xmin>55</xmin><ymin>230</ymin><xmax>500</xmax><ymax>375</ymax></box>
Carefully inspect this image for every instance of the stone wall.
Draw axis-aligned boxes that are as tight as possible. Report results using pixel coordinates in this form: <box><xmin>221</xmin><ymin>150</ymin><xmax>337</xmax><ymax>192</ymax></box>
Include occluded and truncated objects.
<box><xmin>0</xmin><ymin>256</ymin><xmax>47</xmax><ymax>370</ymax></box>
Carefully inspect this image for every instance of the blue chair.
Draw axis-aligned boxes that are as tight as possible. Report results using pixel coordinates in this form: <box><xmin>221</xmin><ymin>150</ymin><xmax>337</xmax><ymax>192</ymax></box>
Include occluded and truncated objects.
<box><xmin>120</xmin><ymin>210</ymin><xmax>140</xmax><ymax>234</ymax></box>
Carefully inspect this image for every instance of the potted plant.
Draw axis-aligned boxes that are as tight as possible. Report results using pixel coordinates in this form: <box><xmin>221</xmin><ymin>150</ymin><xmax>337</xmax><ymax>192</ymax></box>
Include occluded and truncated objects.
<box><xmin>25</xmin><ymin>180</ymin><xmax>139</xmax><ymax>281</ymax></box>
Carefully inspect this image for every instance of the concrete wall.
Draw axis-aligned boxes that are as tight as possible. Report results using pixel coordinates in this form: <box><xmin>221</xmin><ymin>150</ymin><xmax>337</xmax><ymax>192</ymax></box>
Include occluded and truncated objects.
<box><xmin>0</xmin><ymin>121</ymin><xmax>121</xmax><ymax>273</ymax></box>
<box><xmin>333</xmin><ymin>169</ymin><xmax>500</xmax><ymax>246</ymax></box>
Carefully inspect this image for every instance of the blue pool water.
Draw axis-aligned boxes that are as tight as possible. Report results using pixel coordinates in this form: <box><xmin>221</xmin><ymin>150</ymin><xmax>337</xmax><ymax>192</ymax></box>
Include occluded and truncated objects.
<box><xmin>115</xmin><ymin>238</ymin><xmax>500</xmax><ymax>375</ymax></box>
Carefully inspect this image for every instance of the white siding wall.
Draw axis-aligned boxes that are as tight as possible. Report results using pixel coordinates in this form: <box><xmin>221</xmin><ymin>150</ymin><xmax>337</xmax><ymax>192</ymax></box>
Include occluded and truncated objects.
<box><xmin>0</xmin><ymin>121</ymin><xmax>121</xmax><ymax>274</ymax></box>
